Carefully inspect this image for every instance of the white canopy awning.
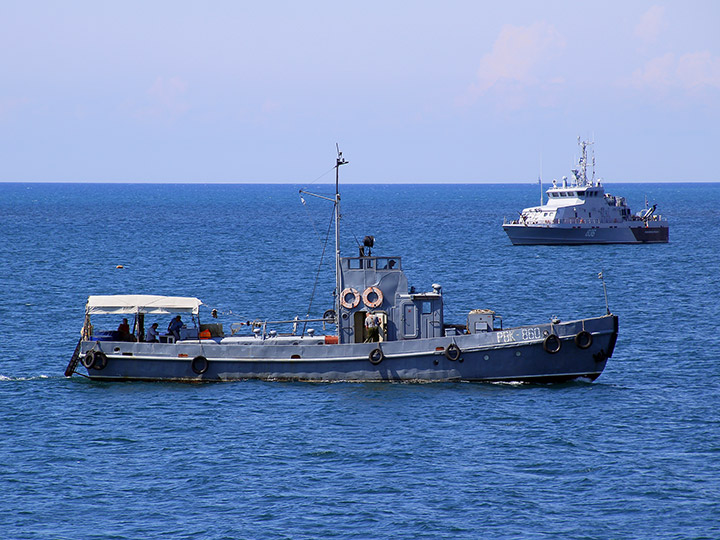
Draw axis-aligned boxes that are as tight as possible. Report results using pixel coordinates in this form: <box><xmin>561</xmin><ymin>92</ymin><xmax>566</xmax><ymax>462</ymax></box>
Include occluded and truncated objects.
<box><xmin>86</xmin><ymin>295</ymin><xmax>203</xmax><ymax>315</ymax></box>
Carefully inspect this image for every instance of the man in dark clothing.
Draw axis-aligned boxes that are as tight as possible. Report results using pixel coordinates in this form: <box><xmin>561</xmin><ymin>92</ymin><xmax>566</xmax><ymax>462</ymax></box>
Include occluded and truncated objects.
<box><xmin>168</xmin><ymin>315</ymin><xmax>183</xmax><ymax>341</ymax></box>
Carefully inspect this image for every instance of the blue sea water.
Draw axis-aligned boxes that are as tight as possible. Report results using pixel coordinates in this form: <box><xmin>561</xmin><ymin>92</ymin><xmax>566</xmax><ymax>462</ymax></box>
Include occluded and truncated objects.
<box><xmin>1</xmin><ymin>181</ymin><xmax>719</xmax><ymax>539</ymax></box>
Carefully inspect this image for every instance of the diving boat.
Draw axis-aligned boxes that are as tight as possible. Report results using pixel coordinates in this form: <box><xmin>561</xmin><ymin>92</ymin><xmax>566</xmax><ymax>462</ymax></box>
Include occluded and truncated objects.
<box><xmin>65</xmin><ymin>150</ymin><xmax>618</xmax><ymax>383</ymax></box>
<box><xmin>503</xmin><ymin>139</ymin><xmax>669</xmax><ymax>245</ymax></box>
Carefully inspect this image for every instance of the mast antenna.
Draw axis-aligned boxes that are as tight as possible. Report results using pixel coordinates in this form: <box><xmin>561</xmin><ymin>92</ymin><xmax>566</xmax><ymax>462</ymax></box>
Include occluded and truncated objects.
<box><xmin>334</xmin><ymin>144</ymin><xmax>348</xmax><ymax>334</ymax></box>
<box><xmin>539</xmin><ymin>152</ymin><xmax>543</xmax><ymax>206</ymax></box>
<box><xmin>539</xmin><ymin>175</ymin><xmax>543</xmax><ymax>206</ymax></box>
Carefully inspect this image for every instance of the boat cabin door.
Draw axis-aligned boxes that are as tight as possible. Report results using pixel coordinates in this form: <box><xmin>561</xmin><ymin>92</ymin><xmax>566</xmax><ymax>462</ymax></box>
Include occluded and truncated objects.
<box><xmin>353</xmin><ymin>311</ymin><xmax>387</xmax><ymax>343</ymax></box>
<box><xmin>420</xmin><ymin>300</ymin><xmax>442</xmax><ymax>338</ymax></box>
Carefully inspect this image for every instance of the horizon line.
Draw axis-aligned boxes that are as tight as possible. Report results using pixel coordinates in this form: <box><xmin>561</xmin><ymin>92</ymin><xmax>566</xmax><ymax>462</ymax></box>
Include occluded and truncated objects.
<box><xmin>1</xmin><ymin>180</ymin><xmax>718</xmax><ymax>185</ymax></box>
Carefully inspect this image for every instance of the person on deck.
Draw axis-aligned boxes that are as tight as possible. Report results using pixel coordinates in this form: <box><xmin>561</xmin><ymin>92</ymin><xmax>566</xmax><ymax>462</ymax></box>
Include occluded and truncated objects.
<box><xmin>364</xmin><ymin>312</ymin><xmax>380</xmax><ymax>343</ymax></box>
<box><xmin>168</xmin><ymin>315</ymin><xmax>183</xmax><ymax>341</ymax></box>
<box><xmin>146</xmin><ymin>323</ymin><xmax>160</xmax><ymax>342</ymax></box>
<box><xmin>118</xmin><ymin>318</ymin><xmax>132</xmax><ymax>341</ymax></box>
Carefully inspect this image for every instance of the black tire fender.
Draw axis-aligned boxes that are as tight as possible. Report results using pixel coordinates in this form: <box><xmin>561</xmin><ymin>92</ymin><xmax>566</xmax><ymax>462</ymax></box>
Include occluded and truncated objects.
<box><xmin>93</xmin><ymin>351</ymin><xmax>108</xmax><ymax>370</ymax></box>
<box><xmin>369</xmin><ymin>348</ymin><xmax>384</xmax><ymax>365</ymax></box>
<box><xmin>574</xmin><ymin>331</ymin><xmax>593</xmax><ymax>349</ymax></box>
<box><xmin>543</xmin><ymin>334</ymin><xmax>562</xmax><ymax>354</ymax></box>
<box><xmin>445</xmin><ymin>343</ymin><xmax>461</xmax><ymax>361</ymax></box>
<box><xmin>81</xmin><ymin>350</ymin><xmax>95</xmax><ymax>369</ymax></box>
<box><xmin>191</xmin><ymin>355</ymin><xmax>209</xmax><ymax>375</ymax></box>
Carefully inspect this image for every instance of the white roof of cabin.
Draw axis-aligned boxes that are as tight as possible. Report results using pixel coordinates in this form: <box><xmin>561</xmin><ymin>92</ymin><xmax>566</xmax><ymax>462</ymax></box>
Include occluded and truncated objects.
<box><xmin>86</xmin><ymin>295</ymin><xmax>202</xmax><ymax>315</ymax></box>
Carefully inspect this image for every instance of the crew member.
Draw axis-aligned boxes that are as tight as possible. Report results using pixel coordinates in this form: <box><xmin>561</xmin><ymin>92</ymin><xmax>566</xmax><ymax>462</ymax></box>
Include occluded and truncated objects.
<box><xmin>118</xmin><ymin>318</ymin><xmax>132</xmax><ymax>341</ymax></box>
<box><xmin>146</xmin><ymin>323</ymin><xmax>160</xmax><ymax>342</ymax></box>
<box><xmin>364</xmin><ymin>312</ymin><xmax>380</xmax><ymax>343</ymax></box>
<box><xmin>168</xmin><ymin>315</ymin><xmax>183</xmax><ymax>341</ymax></box>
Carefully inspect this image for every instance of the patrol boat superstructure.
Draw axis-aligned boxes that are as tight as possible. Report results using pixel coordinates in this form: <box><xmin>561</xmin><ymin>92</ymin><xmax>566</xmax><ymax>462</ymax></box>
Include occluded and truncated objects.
<box><xmin>503</xmin><ymin>139</ymin><xmax>669</xmax><ymax>245</ymax></box>
<box><xmin>66</xmin><ymin>150</ymin><xmax>618</xmax><ymax>383</ymax></box>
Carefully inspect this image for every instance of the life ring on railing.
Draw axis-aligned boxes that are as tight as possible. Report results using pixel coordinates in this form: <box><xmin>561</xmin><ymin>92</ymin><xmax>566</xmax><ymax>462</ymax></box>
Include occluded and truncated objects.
<box><xmin>340</xmin><ymin>288</ymin><xmax>360</xmax><ymax>309</ymax></box>
<box><xmin>445</xmin><ymin>343</ymin><xmax>461</xmax><ymax>361</ymax></box>
<box><xmin>369</xmin><ymin>348</ymin><xmax>384</xmax><ymax>365</ymax></box>
<box><xmin>362</xmin><ymin>286</ymin><xmax>383</xmax><ymax>308</ymax></box>
<box><xmin>574</xmin><ymin>331</ymin><xmax>593</xmax><ymax>349</ymax></box>
<box><xmin>543</xmin><ymin>334</ymin><xmax>561</xmax><ymax>354</ymax></box>
<box><xmin>191</xmin><ymin>355</ymin><xmax>209</xmax><ymax>375</ymax></box>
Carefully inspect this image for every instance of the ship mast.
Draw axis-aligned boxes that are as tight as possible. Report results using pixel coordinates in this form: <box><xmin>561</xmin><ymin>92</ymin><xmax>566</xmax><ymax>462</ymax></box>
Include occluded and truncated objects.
<box><xmin>297</xmin><ymin>147</ymin><xmax>348</xmax><ymax>334</ymax></box>
<box><xmin>334</xmin><ymin>145</ymin><xmax>348</xmax><ymax>323</ymax></box>
<box><xmin>574</xmin><ymin>137</ymin><xmax>594</xmax><ymax>187</ymax></box>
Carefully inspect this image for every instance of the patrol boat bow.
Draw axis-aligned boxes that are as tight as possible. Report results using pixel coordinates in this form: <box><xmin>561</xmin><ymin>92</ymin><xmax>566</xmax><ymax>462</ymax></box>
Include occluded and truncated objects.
<box><xmin>66</xmin><ymin>150</ymin><xmax>618</xmax><ymax>383</ymax></box>
<box><xmin>503</xmin><ymin>138</ymin><xmax>669</xmax><ymax>245</ymax></box>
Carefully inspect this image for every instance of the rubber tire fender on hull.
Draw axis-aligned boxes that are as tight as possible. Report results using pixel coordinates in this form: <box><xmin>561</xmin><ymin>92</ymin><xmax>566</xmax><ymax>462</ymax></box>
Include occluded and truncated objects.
<box><xmin>543</xmin><ymin>334</ymin><xmax>562</xmax><ymax>354</ymax></box>
<box><xmin>574</xmin><ymin>330</ymin><xmax>593</xmax><ymax>349</ymax></box>
<box><xmin>82</xmin><ymin>350</ymin><xmax>108</xmax><ymax>370</ymax></box>
<box><xmin>444</xmin><ymin>343</ymin><xmax>461</xmax><ymax>361</ymax></box>
<box><xmin>368</xmin><ymin>348</ymin><xmax>384</xmax><ymax>365</ymax></box>
<box><xmin>191</xmin><ymin>355</ymin><xmax>209</xmax><ymax>375</ymax></box>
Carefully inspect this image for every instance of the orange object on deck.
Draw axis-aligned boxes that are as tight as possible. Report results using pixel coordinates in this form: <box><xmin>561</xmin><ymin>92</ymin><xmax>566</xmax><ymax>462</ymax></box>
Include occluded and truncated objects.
<box><xmin>199</xmin><ymin>329</ymin><xmax>212</xmax><ymax>339</ymax></box>
<box><xmin>324</xmin><ymin>335</ymin><xmax>339</xmax><ymax>344</ymax></box>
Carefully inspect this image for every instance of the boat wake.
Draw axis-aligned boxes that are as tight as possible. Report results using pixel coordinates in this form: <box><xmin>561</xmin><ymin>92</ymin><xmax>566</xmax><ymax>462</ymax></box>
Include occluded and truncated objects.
<box><xmin>1</xmin><ymin>374</ymin><xmax>58</xmax><ymax>382</ymax></box>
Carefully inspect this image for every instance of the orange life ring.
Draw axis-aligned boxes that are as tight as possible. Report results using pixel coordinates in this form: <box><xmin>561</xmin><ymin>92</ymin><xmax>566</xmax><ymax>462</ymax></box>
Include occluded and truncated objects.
<box><xmin>340</xmin><ymin>287</ymin><xmax>360</xmax><ymax>309</ymax></box>
<box><xmin>362</xmin><ymin>286</ymin><xmax>384</xmax><ymax>308</ymax></box>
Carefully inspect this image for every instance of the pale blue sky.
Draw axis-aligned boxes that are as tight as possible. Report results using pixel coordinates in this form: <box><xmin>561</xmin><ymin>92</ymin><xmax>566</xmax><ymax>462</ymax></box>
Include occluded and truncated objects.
<box><xmin>1</xmin><ymin>1</ymin><xmax>718</xmax><ymax>183</ymax></box>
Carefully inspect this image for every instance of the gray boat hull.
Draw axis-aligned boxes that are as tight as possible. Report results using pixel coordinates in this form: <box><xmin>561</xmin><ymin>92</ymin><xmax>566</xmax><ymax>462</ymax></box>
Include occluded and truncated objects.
<box><xmin>77</xmin><ymin>315</ymin><xmax>618</xmax><ymax>383</ymax></box>
<box><xmin>503</xmin><ymin>223</ymin><xmax>668</xmax><ymax>245</ymax></box>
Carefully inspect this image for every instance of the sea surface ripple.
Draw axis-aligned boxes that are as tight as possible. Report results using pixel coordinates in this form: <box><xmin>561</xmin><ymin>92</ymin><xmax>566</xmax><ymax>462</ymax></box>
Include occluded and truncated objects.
<box><xmin>1</xmin><ymin>182</ymin><xmax>718</xmax><ymax>539</ymax></box>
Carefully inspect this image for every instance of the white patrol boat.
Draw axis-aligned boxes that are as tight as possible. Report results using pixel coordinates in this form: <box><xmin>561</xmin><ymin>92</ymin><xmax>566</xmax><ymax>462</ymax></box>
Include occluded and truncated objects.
<box><xmin>65</xmin><ymin>149</ymin><xmax>618</xmax><ymax>383</ymax></box>
<box><xmin>503</xmin><ymin>138</ymin><xmax>669</xmax><ymax>245</ymax></box>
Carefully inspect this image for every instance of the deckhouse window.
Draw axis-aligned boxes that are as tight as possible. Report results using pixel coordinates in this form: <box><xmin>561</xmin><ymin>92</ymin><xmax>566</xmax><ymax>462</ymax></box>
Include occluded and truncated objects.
<box><xmin>375</xmin><ymin>258</ymin><xmax>398</xmax><ymax>270</ymax></box>
<box><xmin>348</xmin><ymin>259</ymin><xmax>364</xmax><ymax>269</ymax></box>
